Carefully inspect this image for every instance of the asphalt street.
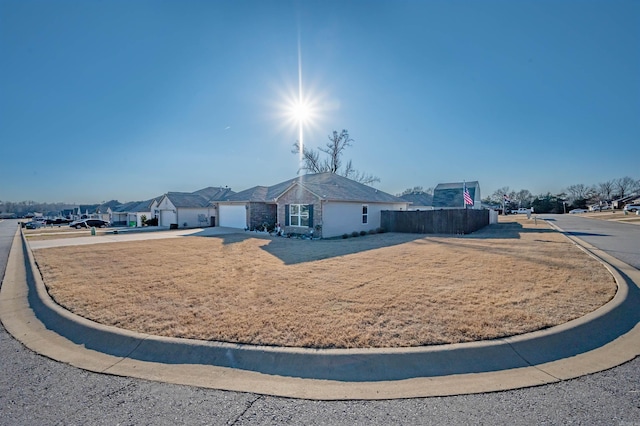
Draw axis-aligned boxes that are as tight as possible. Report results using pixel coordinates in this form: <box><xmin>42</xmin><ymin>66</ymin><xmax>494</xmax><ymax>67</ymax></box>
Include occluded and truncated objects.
<box><xmin>1</xmin><ymin>218</ymin><xmax>639</xmax><ymax>425</ymax></box>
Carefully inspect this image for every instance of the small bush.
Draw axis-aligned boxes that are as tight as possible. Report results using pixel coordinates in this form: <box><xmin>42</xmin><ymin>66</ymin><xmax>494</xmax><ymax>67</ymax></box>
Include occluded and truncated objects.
<box><xmin>376</xmin><ymin>227</ymin><xmax>386</xmax><ymax>233</ymax></box>
<box><xmin>359</xmin><ymin>230</ymin><xmax>367</xmax><ymax>236</ymax></box>
<box><xmin>144</xmin><ymin>217</ymin><xmax>158</xmax><ymax>226</ymax></box>
<box><xmin>342</xmin><ymin>233</ymin><xmax>349</xmax><ymax>239</ymax></box>
<box><xmin>351</xmin><ymin>231</ymin><xmax>359</xmax><ymax>237</ymax></box>
<box><xmin>368</xmin><ymin>229</ymin><xmax>377</xmax><ymax>235</ymax></box>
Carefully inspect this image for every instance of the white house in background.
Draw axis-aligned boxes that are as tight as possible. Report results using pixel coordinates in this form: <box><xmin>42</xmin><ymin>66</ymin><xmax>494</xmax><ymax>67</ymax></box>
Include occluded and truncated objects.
<box><xmin>155</xmin><ymin>187</ymin><xmax>235</xmax><ymax>228</ymax></box>
<box><xmin>128</xmin><ymin>198</ymin><xmax>160</xmax><ymax>227</ymax></box>
<box><xmin>107</xmin><ymin>198</ymin><xmax>159</xmax><ymax>227</ymax></box>
<box><xmin>432</xmin><ymin>181</ymin><xmax>482</xmax><ymax>210</ymax></box>
<box><xmin>217</xmin><ymin>173</ymin><xmax>409</xmax><ymax>238</ymax></box>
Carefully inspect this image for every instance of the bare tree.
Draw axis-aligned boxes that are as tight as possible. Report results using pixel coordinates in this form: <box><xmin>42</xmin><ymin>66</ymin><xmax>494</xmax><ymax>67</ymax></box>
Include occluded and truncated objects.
<box><xmin>292</xmin><ymin>130</ymin><xmax>380</xmax><ymax>185</ymax></box>
<box><xmin>513</xmin><ymin>189</ymin><xmax>534</xmax><ymax>207</ymax></box>
<box><xmin>489</xmin><ymin>187</ymin><xmax>513</xmax><ymax>204</ymax></box>
<box><xmin>566</xmin><ymin>184</ymin><xmax>596</xmax><ymax>202</ymax></box>
<box><xmin>597</xmin><ymin>180</ymin><xmax>615</xmax><ymax>201</ymax></box>
<box><xmin>614</xmin><ymin>176</ymin><xmax>637</xmax><ymax>199</ymax></box>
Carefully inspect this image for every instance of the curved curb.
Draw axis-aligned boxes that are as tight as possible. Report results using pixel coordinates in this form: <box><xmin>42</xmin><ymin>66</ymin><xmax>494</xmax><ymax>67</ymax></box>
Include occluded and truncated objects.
<box><xmin>1</xmin><ymin>225</ymin><xmax>639</xmax><ymax>400</ymax></box>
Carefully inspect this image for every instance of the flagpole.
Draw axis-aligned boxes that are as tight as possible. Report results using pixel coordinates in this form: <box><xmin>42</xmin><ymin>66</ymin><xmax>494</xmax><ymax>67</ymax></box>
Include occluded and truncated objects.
<box><xmin>463</xmin><ymin>181</ymin><xmax>466</xmax><ymax>209</ymax></box>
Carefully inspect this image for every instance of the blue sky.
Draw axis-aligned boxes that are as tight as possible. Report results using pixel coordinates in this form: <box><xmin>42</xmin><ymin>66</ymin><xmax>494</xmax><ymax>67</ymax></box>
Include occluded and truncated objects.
<box><xmin>1</xmin><ymin>0</ymin><xmax>638</xmax><ymax>204</ymax></box>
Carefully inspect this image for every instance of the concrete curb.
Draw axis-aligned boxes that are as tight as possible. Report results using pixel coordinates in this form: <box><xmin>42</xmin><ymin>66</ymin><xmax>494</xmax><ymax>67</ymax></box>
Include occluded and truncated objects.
<box><xmin>1</xmin><ymin>224</ymin><xmax>639</xmax><ymax>400</ymax></box>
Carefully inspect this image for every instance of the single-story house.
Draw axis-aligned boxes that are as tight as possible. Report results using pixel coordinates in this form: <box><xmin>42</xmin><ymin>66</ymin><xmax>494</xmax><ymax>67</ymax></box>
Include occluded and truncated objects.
<box><xmin>217</xmin><ymin>173</ymin><xmax>409</xmax><ymax>238</ymax></box>
<box><xmin>432</xmin><ymin>181</ymin><xmax>482</xmax><ymax>209</ymax></box>
<box><xmin>71</xmin><ymin>204</ymin><xmax>111</xmax><ymax>222</ymax></box>
<box><xmin>155</xmin><ymin>187</ymin><xmax>235</xmax><ymax>228</ymax></box>
<box><xmin>108</xmin><ymin>198</ymin><xmax>164</xmax><ymax>227</ymax></box>
<box><xmin>108</xmin><ymin>201</ymin><xmax>142</xmax><ymax>226</ymax></box>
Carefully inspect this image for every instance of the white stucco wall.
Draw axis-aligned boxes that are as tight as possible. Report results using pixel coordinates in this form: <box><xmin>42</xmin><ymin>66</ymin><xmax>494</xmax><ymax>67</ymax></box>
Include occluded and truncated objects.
<box><xmin>322</xmin><ymin>202</ymin><xmax>408</xmax><ymax>238</ymax></box>
<box><xmin>177</xmin><ymin>208</ymin><xmax>215</xmax><ymax>228</ymax></box>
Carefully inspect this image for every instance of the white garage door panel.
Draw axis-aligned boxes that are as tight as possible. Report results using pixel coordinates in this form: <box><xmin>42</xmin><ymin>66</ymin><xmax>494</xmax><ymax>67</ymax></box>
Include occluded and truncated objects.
<box><xmin>219</xmin><ymin>205</ymin><xmax>246</xmax><ymax>229</ymax></box>
<box><xmin>160</xmin><ymin>210</ymin><xmax>177</xmax><ymax>227</ymax></box>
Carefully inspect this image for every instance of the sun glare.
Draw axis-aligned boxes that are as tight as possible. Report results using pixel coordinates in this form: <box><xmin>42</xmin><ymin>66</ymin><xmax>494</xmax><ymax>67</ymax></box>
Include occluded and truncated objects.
<box><xmin>290</xmin><ymin>100</ymin><xmax>312</xmax><ymax>124</ymax></box>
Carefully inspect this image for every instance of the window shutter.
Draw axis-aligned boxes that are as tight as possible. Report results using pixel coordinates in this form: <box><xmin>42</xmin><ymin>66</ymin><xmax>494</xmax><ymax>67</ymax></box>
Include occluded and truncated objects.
<box><xmin>284</xmin><ymin>204</ymin><xmax>289</xmax><ymax>226</ymax></box>
<box><xmin>308</xmin><ymin>204</ymin><xmax>313</xmax><ymax>228</ymax></box>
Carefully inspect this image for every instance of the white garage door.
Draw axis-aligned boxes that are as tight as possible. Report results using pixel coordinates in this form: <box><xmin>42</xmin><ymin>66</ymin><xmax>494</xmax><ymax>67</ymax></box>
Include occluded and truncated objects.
<box><xmin>219</xmin><ymin>205</ymin><xmax>246</xmax><ymax>229</ymax></box>
<box><xmin>160</xmin><ymin>210</ymin><xmax>177</xmax><ymax>227</ymax></box>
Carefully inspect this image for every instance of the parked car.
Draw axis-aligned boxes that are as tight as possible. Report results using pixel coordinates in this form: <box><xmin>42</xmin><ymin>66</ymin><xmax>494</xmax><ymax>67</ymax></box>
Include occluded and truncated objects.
<box><xmin>25</xmin><ymin>221</ymin><xmax>41</xmax><ymax>229</ymax></box>
<box><xmin>623</xmin><ymin>204</ymin><xmax>640</xmax><ymax>213</ymax></box>
<box><xmin>569</xmin><ymin>209</ymin><xmax>588</xmax><ymax>214</ymax></box>
<box><xmin>510</xmin><ymin>208</ymin><xmax>532</xmax><ymax>214</ymax></box>
<box><xmin>69</xmin><ymin>219</ymin><xmax>110</xmax><ymax>229</ymax></box>
<box><xmin>46</xmin><ymin>217</ymin><xmax>71</xmax><ymax>225</ymax></box>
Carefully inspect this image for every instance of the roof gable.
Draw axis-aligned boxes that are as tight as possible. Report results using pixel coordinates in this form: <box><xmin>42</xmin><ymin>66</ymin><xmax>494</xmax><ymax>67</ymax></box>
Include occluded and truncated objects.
<box><xmin>432</xmin><ymin>181</ymin><xmax>480</xmax><ymax>208</ymax></box>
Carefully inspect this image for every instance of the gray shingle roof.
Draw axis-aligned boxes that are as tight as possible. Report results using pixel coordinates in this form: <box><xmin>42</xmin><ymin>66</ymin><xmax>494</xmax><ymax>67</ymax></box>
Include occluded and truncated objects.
<box><xmin>165</xmin><ymin>192</ymin><xmax>211</xmax><ymax>208</ymax></box>
<box><xmin>225</xmin><ymin>173</ymin><xmax>406</xmax><ymax>204</ymax></box>
<box><xmin>163</xmin><ymin>187</ymin><xmax>235</xmax><ymax>208</ymax></box>
<box><xmin>192</xmin><ymin>186</ymin><xmax>235</xmax><ymax>201</ymax></box>
<box><xmin>400</xmin><ymin>193</ymin><xmax>433</xmax><ymax>206</ymax></box>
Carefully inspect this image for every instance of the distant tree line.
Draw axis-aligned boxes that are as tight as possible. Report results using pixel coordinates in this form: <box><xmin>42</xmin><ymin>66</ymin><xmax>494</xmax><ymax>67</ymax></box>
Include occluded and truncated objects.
<box><xmin>0</xmin><ymin>200</ymin><xmax>107</xmax><ymax>217</ymax></box>
<box><xmin>482</xmin><ymin>176</ymin><xmax>640</xmax><ymax>213</ymax></box>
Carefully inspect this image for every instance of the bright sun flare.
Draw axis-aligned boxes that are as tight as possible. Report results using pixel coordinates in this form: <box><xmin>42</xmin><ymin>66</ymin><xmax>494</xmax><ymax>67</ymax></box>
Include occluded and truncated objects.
<box><xmin>290</xmin><ymin>101</ymin><xmax>312</xmax><ymax>123</ymax></box>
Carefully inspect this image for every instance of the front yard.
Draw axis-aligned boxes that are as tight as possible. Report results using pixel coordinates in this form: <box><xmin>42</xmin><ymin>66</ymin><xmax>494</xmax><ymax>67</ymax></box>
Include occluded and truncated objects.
<box><xmin>32</xmin><ymin>216</ymin><xmax>616</xmax><ymax>349</ymax></box>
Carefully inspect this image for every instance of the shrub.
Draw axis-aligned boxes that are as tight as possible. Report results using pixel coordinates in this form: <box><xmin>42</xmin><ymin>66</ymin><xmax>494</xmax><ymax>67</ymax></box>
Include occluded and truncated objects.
<box><xmin>351</xmin><ymin>231</ymin><xmax>359</xmax><ymax>237</ymax></box>
<box><xmin>359</xmin><ymin>230</ymin><xmax>367</xmax><ymax>236</ymax></box>
<box><xmin>144</xmin><ymin>217</ymin><xmax>158</xmax><ymax>226</ymax></box>
<box><xmin>376</xmin><ymin>227</ymin><xmax>386</xmax><ymax>233</ymax></box>
<box><xmin>368</xmin><ymin>229</ymin><xmax>377</xmax><ymax>235</ymax></box>
<box><xmin>342</xmin><ymin>233</ymin><xmax>349</xmax><ymax>239</ymax></box>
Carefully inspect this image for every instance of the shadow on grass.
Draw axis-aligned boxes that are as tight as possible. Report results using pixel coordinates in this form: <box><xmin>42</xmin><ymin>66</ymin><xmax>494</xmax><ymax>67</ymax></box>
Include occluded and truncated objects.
<box><xmin>464</xmin><ymin>221</ymin><xmax>557</xmax><ymax>240</ymax></box>
<box><xmin>182</xmin><ymin>221</ymin><xmax>562</xmax><ymax>265</ymax></box>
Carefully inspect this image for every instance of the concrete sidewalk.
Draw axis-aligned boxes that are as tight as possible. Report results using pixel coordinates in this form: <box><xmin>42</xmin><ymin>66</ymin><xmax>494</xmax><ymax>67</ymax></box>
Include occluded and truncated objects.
<box><xmin>1</xmin><ymin>226</ymin><xmax>639</xmax><ymax>400</ymax></box>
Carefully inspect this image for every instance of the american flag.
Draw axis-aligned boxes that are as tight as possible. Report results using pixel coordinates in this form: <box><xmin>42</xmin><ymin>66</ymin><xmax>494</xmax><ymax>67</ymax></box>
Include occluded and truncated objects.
<box><xmin>463</xmin><ymin>183</ymin><xmax>473</xmax><ymax>205</ymax></box>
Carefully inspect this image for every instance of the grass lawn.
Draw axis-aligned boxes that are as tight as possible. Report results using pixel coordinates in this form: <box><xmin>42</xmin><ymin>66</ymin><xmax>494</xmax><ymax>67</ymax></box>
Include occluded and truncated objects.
<box><xmin>32</xmin><ymin>216</ymin><xmax>616</xmax><ymax>349</ymax></box>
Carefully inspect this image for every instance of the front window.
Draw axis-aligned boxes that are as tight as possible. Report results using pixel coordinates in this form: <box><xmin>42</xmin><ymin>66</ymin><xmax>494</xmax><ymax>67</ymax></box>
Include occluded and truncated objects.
<box><xmin>290</xmin><ymin>204</ymin><xmax>309</xmax><ymax>227</ymax></box>
<box><xmin>362</xmin><ymin>204</ymin><xmax>368</xmax><ymax>224</ymax></box>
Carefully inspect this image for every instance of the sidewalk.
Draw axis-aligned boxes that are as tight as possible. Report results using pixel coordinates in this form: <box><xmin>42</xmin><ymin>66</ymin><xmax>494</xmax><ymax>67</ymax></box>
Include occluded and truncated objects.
<box><xmin>1</xmin><ymin>225</ymin><xmax>639</xmax><ymax>400</ymax></box>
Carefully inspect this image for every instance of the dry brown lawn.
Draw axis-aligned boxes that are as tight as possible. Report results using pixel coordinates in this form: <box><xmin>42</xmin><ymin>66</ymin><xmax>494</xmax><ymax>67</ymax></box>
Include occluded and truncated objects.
<box><xmin>32</xmin><ymin>216</ymin><xmax>616</xmax><ymax>349</ymax></box>
<box><xmin>24</xmin><ymin>226</ymin><xmax>112</xmax><ymax>240</ymax></box>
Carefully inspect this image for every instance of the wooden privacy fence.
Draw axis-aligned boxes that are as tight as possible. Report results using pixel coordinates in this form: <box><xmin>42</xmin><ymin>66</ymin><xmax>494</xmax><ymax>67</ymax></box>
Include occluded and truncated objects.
<box><xmin>381</xmin><ymin>209</ymin><xmax>490</xmax><ymax>235</ymax></box>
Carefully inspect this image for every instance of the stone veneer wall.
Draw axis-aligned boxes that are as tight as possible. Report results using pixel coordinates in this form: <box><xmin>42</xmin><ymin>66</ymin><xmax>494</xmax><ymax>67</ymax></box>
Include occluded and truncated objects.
<box><xmin>276</xmin><ymin>188</ymin><xmax>322</xmax><ymax>237</ymax></box>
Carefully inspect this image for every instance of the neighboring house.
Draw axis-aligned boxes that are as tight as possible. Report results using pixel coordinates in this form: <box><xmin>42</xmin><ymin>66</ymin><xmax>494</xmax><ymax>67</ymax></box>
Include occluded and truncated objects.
<box><xmin>108</xmin><ymin>201</ymin><xmax>140</xmax><ymax>226</ymax></box>
<box><xmin>612</xmin><ymin>194</ymin><xmax>640</xmax><ymax>210</ymax></box>
<box><xmin>109</xmin><ymin>198</ymin><xmax>160</xmax><ymax>227</ymax></box>
<box><xmin>72</xmin><ymin>204</ymin><xmax>107</xmax><ymax>221</ymax></box>
<box><xmin>400</xmin><ymin>192</ymin><xmax>433</xmax><ymax>211</ymax></box>
<box><xmin>217</xmin><ymin>173</ymin><xmax>409</xmax><ymax>238</ymax></box>
<box><xmin>432</xmin><ymin>181</ymin><xmax>482</xmax><ymax>210</ymax></box>
<box><xmin>155</xmin><ymin>187</ymin><xmax>235</xmax><ymax>228</ymax></box>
